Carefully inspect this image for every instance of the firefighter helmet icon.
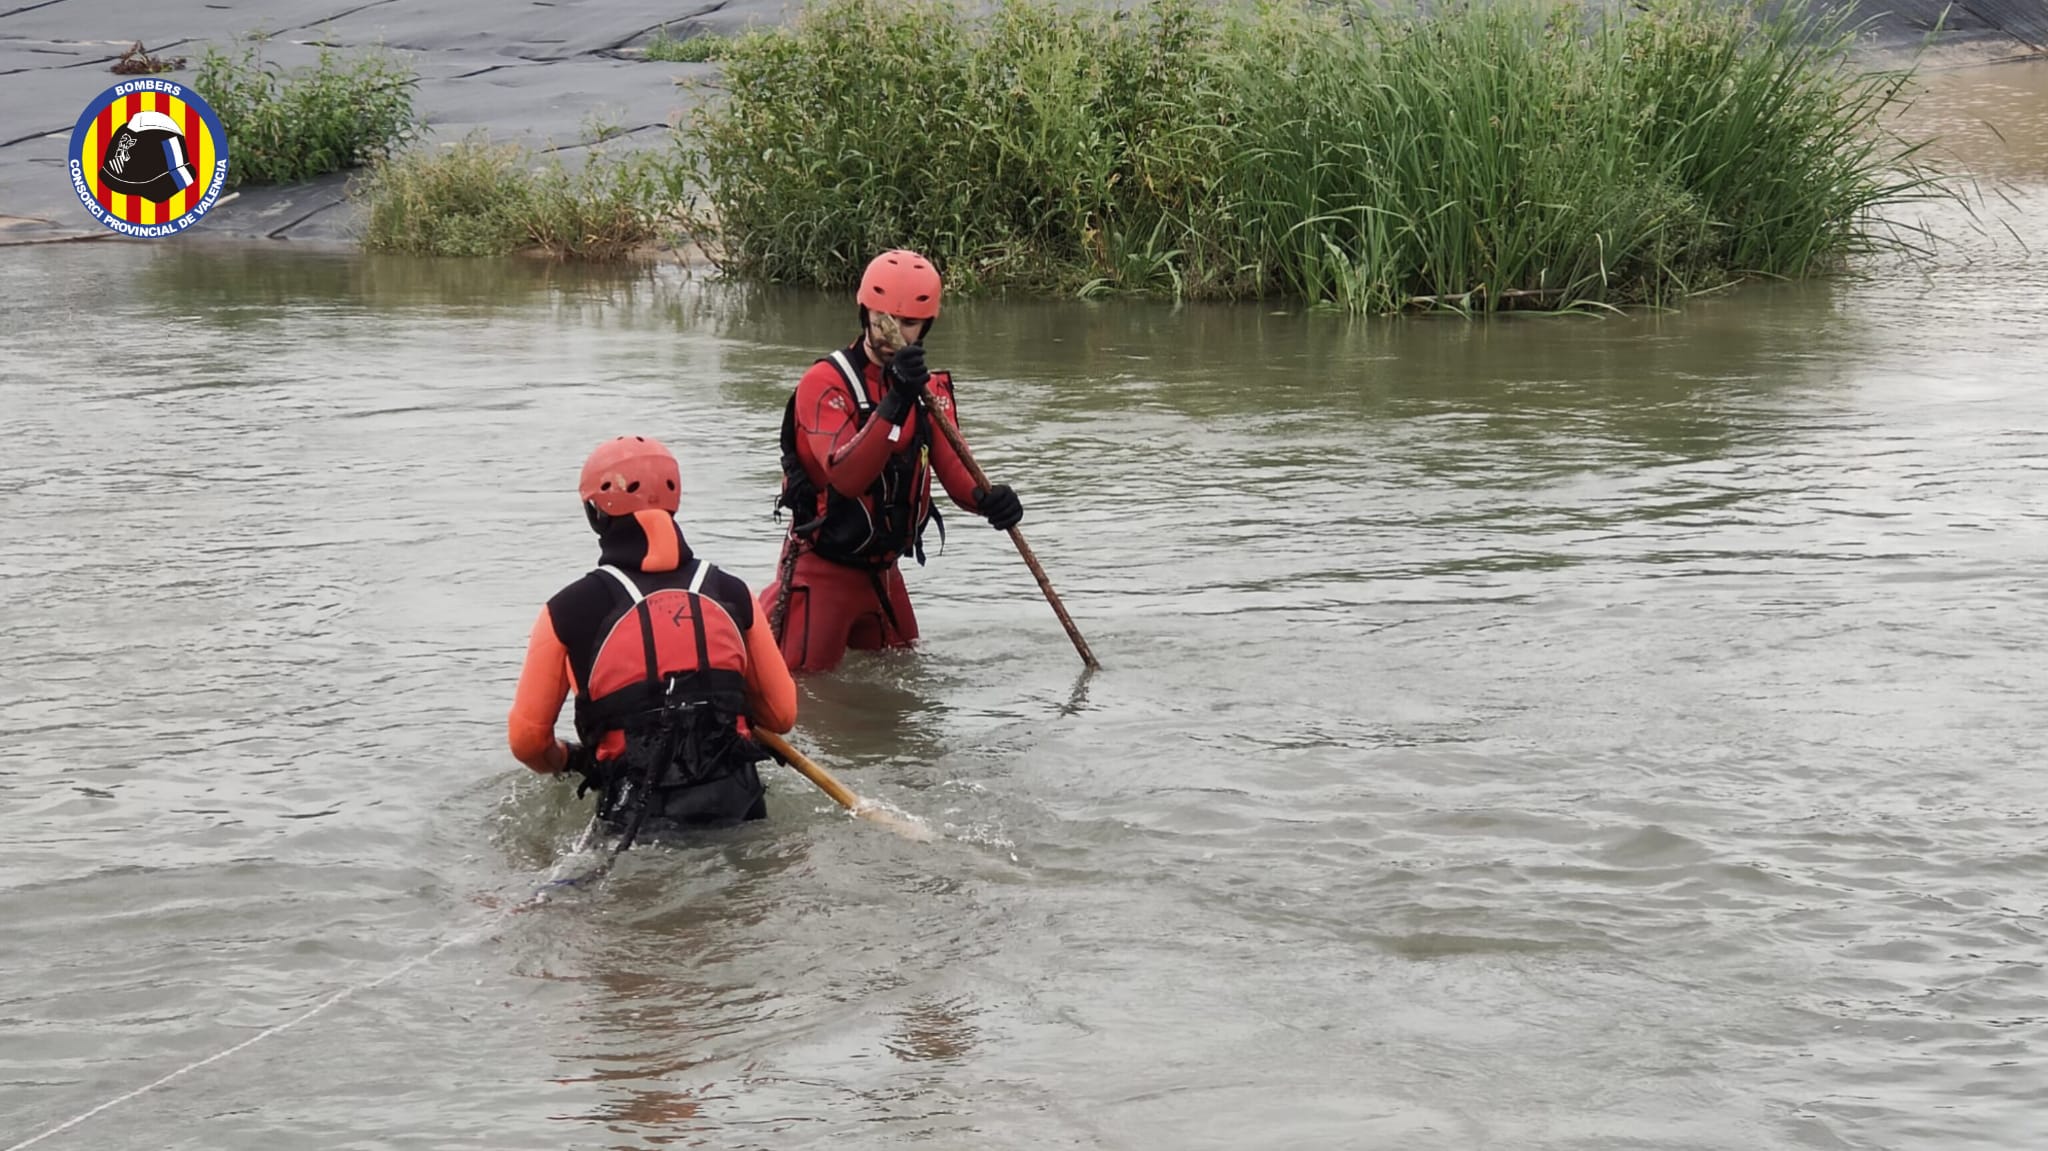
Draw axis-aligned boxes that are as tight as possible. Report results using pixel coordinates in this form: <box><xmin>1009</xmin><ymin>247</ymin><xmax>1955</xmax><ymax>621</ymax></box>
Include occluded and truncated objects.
<box><xmin>68</xmin><ymin>80</ymin><xmax>230</xmax><ymax>236</ymax></box>
<box><xmin>99</xmin><ymin>110</ymin><xmax>197</xmax><ymax>203</ymax></box>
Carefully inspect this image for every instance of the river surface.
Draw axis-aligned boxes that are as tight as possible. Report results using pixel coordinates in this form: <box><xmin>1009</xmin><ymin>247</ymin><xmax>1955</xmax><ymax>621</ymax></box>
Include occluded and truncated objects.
<box><xmin>3</xmin><ymin>60</ymin><xmax>2046</xmax><ymax>1151</ymax></box>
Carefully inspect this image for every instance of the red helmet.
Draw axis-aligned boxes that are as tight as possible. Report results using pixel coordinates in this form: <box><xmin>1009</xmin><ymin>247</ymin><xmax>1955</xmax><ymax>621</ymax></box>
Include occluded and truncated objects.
<box><xmin>578</xmin><ymin>435</ymin><xmax>680</xmax><ymax>516</ymax></box>
<box><xmin>857</xmin><ymin>249</ymin><xmax>943</xmax><ymax>319</ymax></box>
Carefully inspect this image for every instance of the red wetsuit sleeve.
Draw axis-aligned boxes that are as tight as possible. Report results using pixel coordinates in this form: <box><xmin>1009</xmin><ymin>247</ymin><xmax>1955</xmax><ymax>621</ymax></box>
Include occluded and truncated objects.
<box><xmin>927</xmin><ymin>374</ymin><xmax>984</xmax><ymax>512</ymax></box>
<box><xmin>796</xmin><ymin>359</ymin><xmax>898</xmax><ymax>498</ymax></box>
<box><xmin>507</xmin><ymin>607</ymin><xmax>572</xmax><ymax>773</ymax></box>
<box><xmin>742</xmin><ymin>610</ymin><xmax>798</xmax><ymax>733</ymax></box>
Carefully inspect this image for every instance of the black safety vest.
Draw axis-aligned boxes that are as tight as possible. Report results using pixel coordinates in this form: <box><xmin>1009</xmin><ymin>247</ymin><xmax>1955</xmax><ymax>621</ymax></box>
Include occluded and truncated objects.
<box><xmin>774</xmin><ymin>349</ymin><xmax>945</xmax><ymax>568</ymax></box>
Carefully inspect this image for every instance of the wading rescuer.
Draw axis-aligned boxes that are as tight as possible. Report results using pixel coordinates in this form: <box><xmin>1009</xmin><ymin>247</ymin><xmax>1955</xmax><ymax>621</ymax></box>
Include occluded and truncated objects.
<box><xmin>760</xmin><ymin>248</ymin><xmax>1025</xmax><ymax>672</ymax></box>
<box><xmin>508</xmin><ymin>435</ymin><xmax>798</xmax><ymax>839</ymax></box>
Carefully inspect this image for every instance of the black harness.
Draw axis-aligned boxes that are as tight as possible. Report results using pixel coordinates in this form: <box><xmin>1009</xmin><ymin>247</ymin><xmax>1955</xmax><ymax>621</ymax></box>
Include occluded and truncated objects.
<box><xmin>774</xmin><ymin>348</ymin><xmax>945</xmax><ymax>570</ymax></box>
<box><xmin>572</xmin><ymin>562</ymin><xmax>769</xmax><ymax>840</ymax></box>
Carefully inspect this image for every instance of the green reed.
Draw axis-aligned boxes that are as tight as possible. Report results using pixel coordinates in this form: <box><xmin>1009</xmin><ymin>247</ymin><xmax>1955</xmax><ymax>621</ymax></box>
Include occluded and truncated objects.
<box><xmin>354</xmin><ymin>133</ymin><xmax>692</xmax><ymax>260</ymax></box>
<box><xmin>678</xmin><ymin>0</ymin><xmax>1948</xmax><ymax>311</ymax></box>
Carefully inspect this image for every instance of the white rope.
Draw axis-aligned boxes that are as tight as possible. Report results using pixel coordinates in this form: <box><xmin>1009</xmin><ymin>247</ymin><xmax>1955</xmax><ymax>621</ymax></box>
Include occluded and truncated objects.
<box><xmin>4</xmin><ymin>819</ymin><xmax>603</xmax><ymax>1151</ymax></box>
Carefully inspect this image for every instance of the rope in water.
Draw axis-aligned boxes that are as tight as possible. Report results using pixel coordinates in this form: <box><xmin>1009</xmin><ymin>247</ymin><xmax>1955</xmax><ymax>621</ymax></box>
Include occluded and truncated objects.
<box><xmin>3</xmin><ymin>818</ymin><xmax>606</xmax><ymax>1151</ymax></box>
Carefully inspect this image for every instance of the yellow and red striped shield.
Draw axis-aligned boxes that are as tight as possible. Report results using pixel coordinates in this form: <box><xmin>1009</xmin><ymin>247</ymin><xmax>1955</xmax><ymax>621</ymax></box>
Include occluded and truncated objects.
<box><xmin>68</xmin><ymin>80</ymin><xmax>231</xmax><ymax>237</ymax></box>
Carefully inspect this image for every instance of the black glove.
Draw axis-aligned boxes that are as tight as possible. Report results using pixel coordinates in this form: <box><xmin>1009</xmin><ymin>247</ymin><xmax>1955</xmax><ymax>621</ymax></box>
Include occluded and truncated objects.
<box><xmin>876</xmin><ymin>344</ymin><xmax>929</xmax><ymax>425</ymax></box>
<box><xmin>974</xmin><ymin>484</ymin><xmax>1023</xmax><ymax>531</ymax></box>
<box><xmin>560</xmin><ymin>741</ymin><xmax>607</xmax><ymax>797</ymax></box>
<box><xmin>885</xmin><ymin>343</ymin><xmax>929</xmax><ymax>396</ymax></box>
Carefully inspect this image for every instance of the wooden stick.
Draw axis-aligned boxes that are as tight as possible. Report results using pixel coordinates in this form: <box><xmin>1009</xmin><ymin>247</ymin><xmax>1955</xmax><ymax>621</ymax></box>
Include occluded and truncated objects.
<box><xmin>918</xmin><ymin>388</ymin><xmax>1101</xmax><ymax>669</ymax></box>
<box><xmin>767</xmin><ymin>533</ymin><xmax>800</xmax><ymax>644</ymax></box>
<box><xmin>755</xmin><ymin>730</ymin><xmax>937</xmax><ymax>842</ymax></box>
<box><xmin>873</xmin><ymin>312</ymin><xmax>1102</xmax><ymax>670</ymax></box>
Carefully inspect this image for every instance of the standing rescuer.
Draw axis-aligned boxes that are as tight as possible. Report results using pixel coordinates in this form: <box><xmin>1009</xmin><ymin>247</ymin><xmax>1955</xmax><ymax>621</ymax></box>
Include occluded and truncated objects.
<box><xmin>508</xmin><ymin>435</ymin><xmax>798</xmax><ymax>837</ymax></box>
<box><xmin>760</xmin><ymin>248</ymin><xmax>1025</xmax><ymax>673</ymax></box>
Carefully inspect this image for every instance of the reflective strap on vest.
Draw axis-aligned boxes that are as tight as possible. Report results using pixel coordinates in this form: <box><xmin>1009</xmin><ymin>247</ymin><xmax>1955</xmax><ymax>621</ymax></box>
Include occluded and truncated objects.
<box><xmin>597</xmin><ymin>564</ymin><xmax>643</xmax><ymax>603</ymax></box>
<box><xmin>829</xmin><ymin>348</ymin><xmax>905</xmax><ymax>443</ymax></box>
<box><xmin>598</xmin><ymin>560</ymin><xmax>710</xmax><ymax>599</ymax></box>
<box><xmin>827</xmin><ymin>350</ymin><xmax>870</xmax><ymax>408</ymax></box>
<box><xmin>687</xmin><ymin>562</ymin><xmax>744</xmax><ymax>641</ymax></box>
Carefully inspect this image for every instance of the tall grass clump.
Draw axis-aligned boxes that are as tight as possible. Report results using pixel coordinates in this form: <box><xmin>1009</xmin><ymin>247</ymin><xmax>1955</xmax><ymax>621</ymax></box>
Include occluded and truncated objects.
<box><xmin>680</xmin><ymin>0</ymin><xmax>1949</xmax><ymax>312</ymax></box>
<box><xmin>196</xmin><ymin>40</ymin><xmax>419</xmax><ymax>188</ymax></box>
<box><xmin>644</xmin><ymin>26</ymin><xmax>736</xmax><ymax>61</ymax></box>
<box><xmin>354</xmin><ymin>135</ymin><xmax>692</xmax><ymax>260</ymax></box>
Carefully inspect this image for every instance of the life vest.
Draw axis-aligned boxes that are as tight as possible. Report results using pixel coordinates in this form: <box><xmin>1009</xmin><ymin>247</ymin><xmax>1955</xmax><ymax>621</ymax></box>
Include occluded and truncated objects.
<box><xmin>775</xmin><ymin>349</ymin><xmax>944</xmax><ymax>568</ymax></box>
<box><xmin>569</xmin><ymin>561</ymin><xmax>769</xmax><ymax>829</ymax></box>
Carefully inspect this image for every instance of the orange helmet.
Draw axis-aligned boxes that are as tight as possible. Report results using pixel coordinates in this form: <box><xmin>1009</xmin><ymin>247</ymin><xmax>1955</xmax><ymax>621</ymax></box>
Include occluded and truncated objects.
<box><xmin>857</xmin><ymin>249</ymin><xmax>943</xmax><ymax>319</ymax></box>
<box><xmin>578</xmin><ymin>435</ymin><xmax>680</xmax><ymax>516</ymax></box>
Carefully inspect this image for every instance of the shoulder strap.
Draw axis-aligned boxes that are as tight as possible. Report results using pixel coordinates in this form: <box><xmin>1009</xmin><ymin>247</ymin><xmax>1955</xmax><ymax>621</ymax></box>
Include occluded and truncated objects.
<box><xmin>597</xmin><ymin>564</ymin><xmax>642</xmax><ymax>603</ymax></box>
<box><xmin>683</xmin><ymin>561</ymin><xmax>709</xmax><ymax>681</ymax></box>
<box><xmin>601</xmin><ymin>560</ymin><xmax>708</xmax><ymax>598</ymax></box>
<box><xmin>689</xmin><ymin>560</ymin><xmax>747</xmax><ymax>648</ymax></box>
<box><xmin>825</xmin><ymin>349</ymin><xmax>872</xmax><ymax>410</ymax></box>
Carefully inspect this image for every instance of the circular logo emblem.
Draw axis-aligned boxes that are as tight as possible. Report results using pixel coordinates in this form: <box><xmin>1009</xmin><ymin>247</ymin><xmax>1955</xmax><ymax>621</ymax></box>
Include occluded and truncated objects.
<box><xmin>68</xmin><ymin>80</ymin><xmax>230</xmax><ymax>237</ymax></box>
